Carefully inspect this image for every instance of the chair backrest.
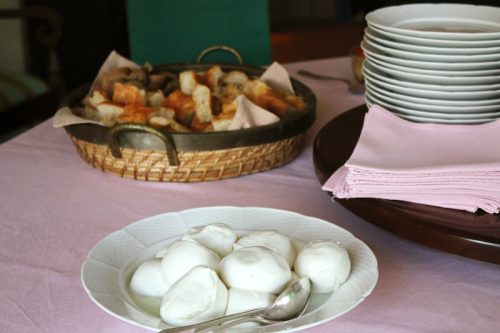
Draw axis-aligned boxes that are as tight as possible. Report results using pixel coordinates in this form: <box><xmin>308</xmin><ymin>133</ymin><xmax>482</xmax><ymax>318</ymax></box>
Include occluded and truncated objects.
<box><xmin>126</xmin><ymin>0</ymin><xmax>272</xmax><ymax>67</ymax></box>
<box><xmin>0</xmin><ymin>6</ymin><xmax>65</xmax><ymax>97</ymax></box>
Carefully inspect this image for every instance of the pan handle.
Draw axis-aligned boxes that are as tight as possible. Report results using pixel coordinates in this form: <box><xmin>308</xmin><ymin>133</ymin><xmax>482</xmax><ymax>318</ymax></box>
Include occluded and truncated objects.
<box><xmin>196</xmin><ymin>45</ymin><xmax>243</xmax><ymax>64</ymax></box>
<box><xmin>109</xmin><ymin>123</ymin><xmax>179</xmax><ymax>166</ymax></box>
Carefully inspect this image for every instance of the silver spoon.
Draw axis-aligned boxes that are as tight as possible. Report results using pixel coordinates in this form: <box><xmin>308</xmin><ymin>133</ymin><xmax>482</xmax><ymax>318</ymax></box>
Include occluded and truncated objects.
<box><xmin>297</xmin><ymin>69</ymin><xmax>365</xmax><ymax>95</ymax></box>
<box><xmin>159</xmin><ymin>277</ymin><xmax>311</xmax><ymax>333</ymax></box>
<box><xmin>197</xmin><ymin>287</ymin><xmax>311</xmax><ymax>333</ymax></box>
<box><xmin>196</xmin><ymin>316</ymin><xmax>280</xmax><ymax>333</ymax></box>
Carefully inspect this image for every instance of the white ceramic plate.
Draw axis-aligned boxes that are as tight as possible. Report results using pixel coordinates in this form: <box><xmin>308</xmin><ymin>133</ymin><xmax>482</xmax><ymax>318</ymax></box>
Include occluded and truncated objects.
<box><xmin>366</xmin><ymin>59</ymin><xmax>500</xmax><ymax>85</ymax></box>
<box><xmin>366</xmin><ymin>81</ymin><xmax>500</xmax><ymax>107</ymax></box>
<box><xmin>365</xmin><ymin>97</ymin><xmax>495</xmax><ymax>124</ymax></box>
<box><xmin>81</xmin><ymin>206</ymin><xmax>379</xmax><ymax>332</ymax></box>
<box><xmin>363</xmin><ymin>59</ymin><xmax>500</xmax><ymax>91</ymax></box>
<box><xmin>399</xmin><ymin>113</ymin><xmax>493</xmax><ymax>124</ymax></box>
<box><xmin>368</xmin><ymin>24</ymin><xmax>500</xmax><ymax>48</ymax></box>
<box><xmin>365</xmin><ymin>27</ymin><xmax>500</xmax><ymax>55</ymax></box>
<box><xmin>364</xmin><ymin>75</ymin><xmax>500</xmax><ymax>100</ymax></box>
<box><xmin>365</xmin><ymin>59</ymin><xmax>500</xmax><ymax>86</ymax></box>
<box><xmin>363</xmin><ymin>37</ymin><xmax>500</xmax><ymax>63</ymax></box>
<box><xmin>363</xmin><ymin>62</ymin><xmax>500</xmax><ymax>92</ymax></box>
<box><xmin>362</xmin><ymin>41</ymin><xmax>500</xmax><ymax>70</ymax></box>
<box><xmin>366</xmin><ymin>87</ymin><xmax>500</xmax><ymax>116</ymax></box>
<box><xmin>367</xmin><ymin>56</ymin><xmax>500</xmax><ymax>78</ymax></box>
<box><xmin>366</xmin><ymin>4</ymin><xmax>500</xmax><ymax>40</ymax></box>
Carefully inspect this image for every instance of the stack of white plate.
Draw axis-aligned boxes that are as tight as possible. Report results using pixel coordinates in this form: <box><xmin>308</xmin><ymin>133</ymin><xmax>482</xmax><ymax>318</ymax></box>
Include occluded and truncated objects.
<box><xmin>363</xmin><ymin>3</ymin><xmax>500</xmax><ymax>124</ymax></box>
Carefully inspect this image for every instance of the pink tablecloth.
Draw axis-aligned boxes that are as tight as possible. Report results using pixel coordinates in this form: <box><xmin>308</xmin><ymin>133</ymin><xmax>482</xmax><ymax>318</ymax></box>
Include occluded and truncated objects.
<box><xmin>1</xmin><ymin>57</ymin><xmax>498</xmax><ymax>333</ymax></box>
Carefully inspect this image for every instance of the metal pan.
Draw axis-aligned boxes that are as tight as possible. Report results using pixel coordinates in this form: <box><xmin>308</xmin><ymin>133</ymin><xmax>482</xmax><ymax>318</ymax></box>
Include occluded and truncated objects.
<box><xmin>60</xmin><ymin>49</ymin><xmax>316</xmax><ymax>166</ymax></box>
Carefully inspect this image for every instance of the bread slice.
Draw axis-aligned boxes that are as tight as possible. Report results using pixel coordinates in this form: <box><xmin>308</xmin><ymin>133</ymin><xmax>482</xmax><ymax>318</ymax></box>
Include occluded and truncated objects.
<box><xmin>179</xmin><ymin>70</ymin><xmax>199</xmax><ymax>95</ymax></box>
<box><xmin>192</xmin><ymin>84</ymin><xmax>213</xmax><ymax>123</ymax></box>
<box><xmin>211</xmin><ymin>111</ymin><xmax>235</xmax><ymax>131</ymax></box>
<box><xmin>116</xmin><ymin>104</ymin><xmax>154</xmax><ymax>124</ymax></box>
<box><xmin>96</xmin><ymin>102</ymin><xmax>124</xmax><ymax>126</ymax></box>
<box><xmin>147</xmin><ymin>90</ymin><xmax>165</xmax><ymax>108</ymax></box>
<box><xmin>112</xmin><ymin>82</ymin><xmax>147</xmax><ymax>106</ymax></box>
<box><xmin>221</xmin><ymin>70</ymin><xmax>248</xmax><ymax>86</ymax></box>
<box><xmin>204</xmin><ymin>65</ymin><xmax>223</xmax><ymax>92</ymax></box>
<box><xmin>148</xmin><ymin>107</ymin><xmax>175</xmax><ymax>128</ymax></box>
<box><xmin>87</xmin><ymin>90</ymin><xmax>109</xmax><ymax>107</ymax></box>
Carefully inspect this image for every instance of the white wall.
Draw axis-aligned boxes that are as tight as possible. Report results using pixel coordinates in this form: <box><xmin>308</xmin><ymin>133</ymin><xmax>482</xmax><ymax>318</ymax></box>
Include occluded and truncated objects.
<box><xmin>0</xmin><ymin>0</ymin><xmax>26</xmax><ymax>73</ymax></box>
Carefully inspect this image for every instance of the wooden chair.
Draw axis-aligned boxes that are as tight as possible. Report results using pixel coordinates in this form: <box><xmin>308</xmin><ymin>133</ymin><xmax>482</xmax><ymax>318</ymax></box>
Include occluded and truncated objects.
<box><xmin>0</xmin><ymin>5</ymin><xmax>64</xmax><ymax>142</ymax></box>
<box><xmin>126</xmin><ymin>0</ymin><xmax>272</xmax><ymax>67</ymax></box>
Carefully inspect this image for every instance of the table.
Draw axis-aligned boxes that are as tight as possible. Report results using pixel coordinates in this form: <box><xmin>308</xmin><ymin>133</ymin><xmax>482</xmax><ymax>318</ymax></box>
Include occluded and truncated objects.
<box><xmin>1</xmin><ymin>57</ymin><xmax>499</xmax><ymax>333</ymax></box>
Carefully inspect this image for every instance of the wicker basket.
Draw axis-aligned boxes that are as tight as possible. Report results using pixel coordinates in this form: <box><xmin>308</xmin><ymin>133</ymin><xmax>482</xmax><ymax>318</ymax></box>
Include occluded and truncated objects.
<box><xmin>70</xmin><ymin>133</ymin><xmax>305</xmax><ymax>182</ymax></box>
<box><xmin>62</xmin><ymin>60</ymin><xmax>316</xmax><ymax>182</ymax></box>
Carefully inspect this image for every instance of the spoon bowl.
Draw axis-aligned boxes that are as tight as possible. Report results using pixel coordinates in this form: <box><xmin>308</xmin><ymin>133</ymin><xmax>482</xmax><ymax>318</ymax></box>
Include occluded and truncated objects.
<box><xmin>261</xmin><ymin>276</ymin><xmax>311</xmax><ymax>320</ymax></box>
<box><xmin>159</xmin><ymin>277</ymin><xmax>312</xmax><ymax>333</ymax></box>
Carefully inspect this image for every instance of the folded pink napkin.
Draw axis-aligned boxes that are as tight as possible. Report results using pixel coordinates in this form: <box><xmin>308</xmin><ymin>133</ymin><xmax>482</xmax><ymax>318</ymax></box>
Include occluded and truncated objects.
<box><xmin>322</xmin><ymin>105</ymin><xmax>500</xmax><ymax>214</ymax></box>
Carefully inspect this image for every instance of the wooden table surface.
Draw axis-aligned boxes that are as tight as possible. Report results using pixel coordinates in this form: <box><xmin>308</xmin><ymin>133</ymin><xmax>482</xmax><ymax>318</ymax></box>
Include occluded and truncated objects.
<box><xmin>271</xmin><ymin>22</ymin><xmax>366</xmax><ymax>63</ymax></box>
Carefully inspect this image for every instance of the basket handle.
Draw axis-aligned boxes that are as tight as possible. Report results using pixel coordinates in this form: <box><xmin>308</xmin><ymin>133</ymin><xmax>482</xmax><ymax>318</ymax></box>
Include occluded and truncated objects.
<box><xmin>196</xmin><ymin>45</ymin><xmax>243</xmax><ymax>64</ymax></box>
<box><xmin>109</xmin><ymin>123</ymin><xmax>179</xmax><ymax>166</ymax></box>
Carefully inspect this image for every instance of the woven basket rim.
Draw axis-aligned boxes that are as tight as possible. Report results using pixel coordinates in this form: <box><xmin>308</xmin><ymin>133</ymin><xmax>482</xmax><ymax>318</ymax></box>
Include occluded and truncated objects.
<box><xmin>69</xmin><ymin>132</ymin><xmax>305</xmax><ymax>182</ymax></box>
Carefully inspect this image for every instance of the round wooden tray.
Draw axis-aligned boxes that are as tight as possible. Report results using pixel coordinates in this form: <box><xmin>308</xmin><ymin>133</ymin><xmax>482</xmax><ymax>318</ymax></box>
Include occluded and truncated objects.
<box><xmin>313</xmin><ymin>105</ymin><xmax>500</xmax><ymax>265</ymax></box>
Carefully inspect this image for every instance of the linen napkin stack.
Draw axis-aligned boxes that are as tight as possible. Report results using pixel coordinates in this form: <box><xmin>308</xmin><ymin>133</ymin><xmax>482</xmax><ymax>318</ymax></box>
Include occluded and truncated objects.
<box><xmin>322</xmin><ymin>105</ymin><xmax>500</xmax><ymax>214</ymax></box>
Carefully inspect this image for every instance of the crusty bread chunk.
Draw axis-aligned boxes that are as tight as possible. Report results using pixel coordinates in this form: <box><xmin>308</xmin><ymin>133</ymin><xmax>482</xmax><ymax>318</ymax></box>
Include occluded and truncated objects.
<box><xmin>204</xmin><ymin>65</ymin><xmax>224</xmax><ymax>92</ymax></box>
<box><xmin>96</xmin><ymin>102</ymin><xmax>124</xmax><ymax>126</ymax></box>
<box><xmin>242</xmin><ymin>79</ymin><xmax>289</xmax><ymax>117</ymax></box>
<box><xmin>168</xmin><ymin>119</ymin><xmax>191</xmax><ymax>132</ymax></box>
<box><xmin>192</xmin><ymin>84</ymin><xmax>213</xmax><ymax>123</ymax></box>
<box><xmin>212</xmin><ymin>111</ymin><xmax>235</xmax><ymax>131</ymax></box>
<box><xmin>87</xmin><ymin>90</ymin><xmax>109</xmax><ymax>107</ymax></box>
<box><xmin>147</xmin><ymin>90</ymin><xmax>166</xmax><ymax>108</ymax></box>
<box><xmin>116</xmin><ymin>104</ymin><xmax>155</xmax><ymax>124</ymax></box>
<box><xmin>148</xmin><ymin>107</ymin><xmax>175</xmax><ymax>128</ymax></box>
<box><xmin>190</xmin><ymin>115</ymin><xmax>212</xmax><ymax>132</ymax></box>
<box><xmin>112</xmin><ymin>82</ymin><xmax>147</xmax><ymax>106</ymax></box>
<box><xmin>179</xmin><ymin>70</ymin><xmax>199</xmax><ymax>95</ymax></box>
<box><xmin>163</xmin><ymin>90</ymin><xmax>196</xmax><ymax>127</ymax></box>
<box><xmin>93</xmin><ymin>67</ymin><xmax>147</xmax><ymax>97</ymax></box>
<box><xmin>221</xmin><ymin>71</ymin><xmax>248</xmax><ymax>86</ymax></box>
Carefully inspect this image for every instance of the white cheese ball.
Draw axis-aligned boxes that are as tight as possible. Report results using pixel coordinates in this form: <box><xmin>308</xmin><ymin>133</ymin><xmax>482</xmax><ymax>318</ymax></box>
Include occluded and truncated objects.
<box><xmin>129</xmin><ymin>259</ymin><xmax>168</xmax><ymax>298</ymax></box>
<box><xmin>292</xmin><ymin>238</ymin><xmax>306</xmax><ymax>253</ymax></box>
<box><xmin>182</xmin><ymin>223</ymin><xmax>237</xmax><ymax>257</ymax></box>
<box><xmin>221</xmin><ymin>246</ymin><xmax>291</xmax><ymax>293</ymax></box>
<box><xmin>294</xmin><ymin>240</ymin><xmax>351</xmax><ymax>294</ymax></box>
<box><xmin>225</xmin><ymin>288</ymin><xmax>276</xmax><ymax>315</ymax></box>
<box><xmin>160</xmin><ymin>240</ymin><xmax>220</xmax><ymax>289</ymax></box>
<box><xmin>235</xmin><ymin>230</ymin><xmax>297</xmax><ymax>267</ymax></box>
<box><xmin>160</xmin><ymin>266</ymin><xmax>228</xmax><ymax>326</ymax></box>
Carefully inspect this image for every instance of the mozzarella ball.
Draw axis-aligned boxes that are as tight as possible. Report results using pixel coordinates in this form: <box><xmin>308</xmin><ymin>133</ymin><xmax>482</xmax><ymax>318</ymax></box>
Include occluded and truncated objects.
<box><xmin>131</xmin><ymin>294</ymin><xmax>162</xmax><ymax>317</ymax></box>
<box><xmin>294</xmin><ymin>240</ymin><xmax>351</xmax><ymax>293</ymax></box>
<box><xmin>154</xmin><ymin>247</ymin><xmax>168</xmax><ymax>259</ymax></box>
<box><xmin>160</xmin><ymin>240</ymin><xmax>220</xmax><ymax>289</ymax></box>
<box><xmin>225</xmin><ymin>288</ymin><xmax>276</xmax><ymax>315</ymax></box>
<box><xmin>182</xmin><ymin>223</ymin><xmax>237</xmax><ymax>257</ymax></box>
<box><xmin>129</xmin><ymin>259</ymin><xmax>168</xmax><ymax>298</ymax></box>
<box><xmin>221</xmin><ymin>246</ymin><xmax>291</xmax><ymax>293</ymax></box>
<box><xmin>292</xmin><ymin>238</ymin><xmax>306</xmax><ymax>253</ymax></box>
<box><xmin>235</xmin><ymin>230</ymin><xmax>297</xmax><ymax>267</ymax></box>
<box><xmin>160</xmin><ymin>266</ymin><xmax>228</xmax><ymax>326</ymax></box>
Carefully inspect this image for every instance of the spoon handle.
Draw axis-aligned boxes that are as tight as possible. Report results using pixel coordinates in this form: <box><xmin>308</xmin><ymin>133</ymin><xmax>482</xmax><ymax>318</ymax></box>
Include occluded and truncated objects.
<box><xmin>297</xmin><ymin>70</ymin><xmax>352</xmax><ymax>85</ymax></box>
<box><xmin>158</xmin><ymin>308</ymin><xmax>263</xmax><ymax>333</ymax></box>
<box><xmin>196</xmin><ymin>316</ymin><xmax>279</xmax><ymax>333</ymax></box>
